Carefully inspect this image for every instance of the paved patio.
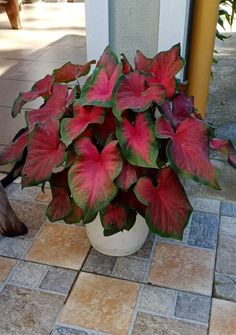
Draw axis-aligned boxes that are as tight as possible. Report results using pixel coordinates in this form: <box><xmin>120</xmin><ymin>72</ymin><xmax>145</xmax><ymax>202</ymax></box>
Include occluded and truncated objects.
<box><xmin>0</xmin><ymin>3</ymin><xmax>236</xmax><ymax>335</ymax></box>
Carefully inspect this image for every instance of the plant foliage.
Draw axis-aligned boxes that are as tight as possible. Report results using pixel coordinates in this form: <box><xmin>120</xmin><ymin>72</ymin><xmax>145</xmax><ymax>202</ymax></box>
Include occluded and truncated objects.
<box><xmin>1</xmin><ymin>45</ymin><xmax>234</xmax><ymax>239</ymax></box>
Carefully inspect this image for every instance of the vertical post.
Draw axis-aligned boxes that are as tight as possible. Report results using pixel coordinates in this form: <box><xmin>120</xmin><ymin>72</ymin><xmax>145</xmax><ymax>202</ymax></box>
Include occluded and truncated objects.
<box><xmin>85</xmin><ymin>0</ymin><xmax>109</xmax><ymax>61</ymax></box>
<box><xmin>187</xmin><ymin>0</ymin><xmax>220</xmax><ymax>118</ymax></box>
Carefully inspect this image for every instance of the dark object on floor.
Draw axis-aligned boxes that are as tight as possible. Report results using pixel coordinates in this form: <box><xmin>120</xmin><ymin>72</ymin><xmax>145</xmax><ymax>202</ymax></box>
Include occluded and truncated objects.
<box><xmin>0</xmin><ymin>127</ymin><xmax>28</xmax><ymax>237</ymax></box>
<box><xmin>0</xmin><ymin>182</ymin><xmax>28</xmax><ymax>236</ymax></box>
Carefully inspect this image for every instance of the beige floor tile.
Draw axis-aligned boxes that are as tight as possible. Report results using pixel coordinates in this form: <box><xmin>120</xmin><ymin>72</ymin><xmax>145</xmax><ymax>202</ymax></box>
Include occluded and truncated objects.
<box><xmin>60</xmin><ymin>272</ymin><xmax>139</xmax><ymax>335</ymax></box>
<box><xmin>0</xmin><ymin>59</ymin><xmax>30</xmax><ymax>78</ymax></box>
<box><xmin>0</xmin><ymin>256</ymin><xmax>16</xmax><ymax>283</ymax></box>
<box><xmin>209</xmin><ymin>298</ymin><xmax>236</xmax><ymax>335</ymax></box>
<box><xmin>0</xmin><ymin>106</ymin><xmax>26</xmax><ymax>145</ymax></box>
<box><xmin>34</xmin><ymin>188</ymin><xmax>52</xmax><ymax>203</ymax></box>
<box><xmin>148</xmin><ymin>242</ymin><xmax>215</xmax><ymax>296</ymax></box>
<box><xmin>25</xmin><ymin>223</ymin><xmax>90</xmax><ymax>270</ymax></box>
<box><xmin>6</xmin><ymin>60</ymin><xmax>65</xmax><ymax>82</ymax></box>
<box><xmin>0</xmin><ymin>79</ymin><xmax>43</xmax><ymax>109</ymax></box>
<box><xmin>36</xmin><ymin>47</ymin><xmax>87</xmax><ymax>64</ymax></box>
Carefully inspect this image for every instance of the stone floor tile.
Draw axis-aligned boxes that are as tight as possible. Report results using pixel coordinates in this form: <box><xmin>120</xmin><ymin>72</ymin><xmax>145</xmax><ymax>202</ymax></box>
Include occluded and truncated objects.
<box><xmin>0</xmin><ymin>256</ymin><xmax>16</xmax><ymax>283</ymax></box>
<box><xmin>59</xmin><ymin>272</ymin><xmax>139</xmax><ymax>335</ymax></box>
<box><xmin>0</xmin><ymin>285</ymin><xmax>65</xmax><ymax>335</ymax></box>
<box><xmin>26</xmin><ymin>224</ymin><xmax>91</xmax><ymax>270</ymax></box>
<box><xmin>112</xmin><ymin>256</ymin><xmax>149</xmax><ymax>282</ymax></box>
<box><xmin>0</xmin><ymin>237</ymin><xmax>31</xmax><ymax>258</ymax></box>
<box><xmin>220</xmin><ymin>201</ymin><xmax>236</xmax><ymax>217</ymax></box>
<box><xmin>216</xmin><ymin>233</ymin><xmax>236</xmax><ymax>276</ymax></box>
<box><xmin>132</xmin><ymin>312</ymin><xmax>208</xmax><ymax>335</ymax></box>
<box><xmin>134</xmin><ymin>233</ymin><xmax>155</xmax><ymax>258</ymax></box>
<box><xmin>6</xmin><ymin>183</ymin><xmax>40</xmax><ymax>201</ymax></box>
<box><xmin>188</xmin><ymin>211</ymin><xmax>219</xmax><ymax>249</ymax></box>
<box><xmin>175</xmin><ymin>292</ymin><xmax>211</xmax><ymax>324</ymax></box>
<box><xmin>9</xmin><ymin>199</ymin><xmax>47</xmax><ymax>239</ymax></box>
<box><xmin>214</xmin><ymin>272</ymin><xmax>236</xmax><ymax>302</ymax></box>
<box><xmin>82</xmin><ymin>248</ymin><xmax>117</xmax><ymax>276</ymax></box>
<box><xmin>148</xmin><ymin>242</ymin><xmax>215</xmax><ymax>295</ymax></box>
<box><xmin>8</xmin><ymin>260</ymin><xmax>47</xmax><ymax>288</ymax></box>
<box><xmin>209</xmin><ymin>298</ymin><xmax>236</xmax><ymax>335</ymax></box>
<box><xmin>138</xmin><ymin>285</ymin><xmax>176</xmax><ymax>316</ymax></box>
<box><xmin>34</xmin><ymin>188</ymin><xmax>52</xmax><ymax>203</ymax></box>
<box><xmin>219</xmin><ymin>216</ymin><xmax>236</xmax><ymax>235</ymax></box>
<box><xmin>189</xmin><ymin>197</ymin><xmax>221</xmax><ymax>214</ymax></box>
<box><xmin>40</xmin><ymin>267</ymin><xmax>77</xmax><ymax>295</ymax></box>
<box><xmin>52</xmin><ymin>326</ymin><xmax>89</xmax><ymax>335</ymax></box>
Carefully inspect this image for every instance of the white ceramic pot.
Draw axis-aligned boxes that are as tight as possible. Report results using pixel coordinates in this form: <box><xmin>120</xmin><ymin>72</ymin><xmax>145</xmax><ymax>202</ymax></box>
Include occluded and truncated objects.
<box><xmin>85</xmin><ymin>214</ymin><xmax>149</xmax><ymax>256</ymax></box>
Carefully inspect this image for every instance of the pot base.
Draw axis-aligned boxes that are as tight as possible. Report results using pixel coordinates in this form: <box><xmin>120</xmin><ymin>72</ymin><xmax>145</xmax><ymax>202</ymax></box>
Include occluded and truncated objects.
<box><xmin>85</xmin><ymin>215</ymin><xmax>149</xmax><ymax>257</ymax></box>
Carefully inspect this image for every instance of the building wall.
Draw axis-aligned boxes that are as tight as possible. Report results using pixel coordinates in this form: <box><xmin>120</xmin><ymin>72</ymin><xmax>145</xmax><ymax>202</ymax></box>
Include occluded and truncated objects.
<box><xmin>109</xmin><ymin>0</ymin><xmax>160</xmax><ymax>62</ymax></box>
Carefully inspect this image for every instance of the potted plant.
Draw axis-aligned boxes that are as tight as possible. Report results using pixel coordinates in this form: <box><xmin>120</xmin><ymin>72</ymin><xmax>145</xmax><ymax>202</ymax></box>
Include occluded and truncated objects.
<box><xmin>0</xmin><ymin>44</ymin><xmax>235</xmax><ymax>256</ymax></box>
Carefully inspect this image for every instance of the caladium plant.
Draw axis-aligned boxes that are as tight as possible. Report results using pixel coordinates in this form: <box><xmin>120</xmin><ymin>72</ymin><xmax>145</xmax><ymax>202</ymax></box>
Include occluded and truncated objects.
<box><xmin>1</xmin><ymin>44</ymin><xmax>235</xmax><ymax>240</ymax></box>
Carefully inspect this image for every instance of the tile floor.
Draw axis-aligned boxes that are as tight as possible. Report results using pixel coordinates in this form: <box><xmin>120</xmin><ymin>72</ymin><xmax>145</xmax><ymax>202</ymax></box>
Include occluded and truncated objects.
<box><xmin>0</xmin><ymin>181</ymin><xmax>236</xmax><ymax>334</ymax></box>
<box><xmin>0</xmin><ymin>2</ymin><xmax>236</xmax><ymax>335</ymax></box>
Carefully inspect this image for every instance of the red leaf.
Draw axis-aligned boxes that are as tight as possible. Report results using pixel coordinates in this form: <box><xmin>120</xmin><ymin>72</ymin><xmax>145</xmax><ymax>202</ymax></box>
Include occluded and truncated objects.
<box><xmin>172</xmin><ymin>94</ymin><xmax>194</xmax><ymax>121</ymax></box>
<box><xmin>121</xmin><ymin>53</ymin><xmax>133</xmax><ymax>74</ymax></box>
<box><xmin>79</xmin><ymin>64</ymin><xmax>121</xmax><ymax>107</ymax></box>
<box><xmin>134</xmin><ymin>167</ymin><xmax>192</xmax><ymax>239</ymax></box>
<box><xmin>53</xmin><ymin>60</ymin><xmax>95</xmax><ymax>83</ymax></box>
<box><xmin>167</xmin><ymin>117</ymin><xmax>220</xmax><ymax>189</ymax></box>
<box><xmin>146</xmin><ymin>44</ymin><xmax>184</xmax><ymax>98</ymax></box>
<box><xmin>27</xmin><ymin>84</ymin><xmax>68</xmax><ymax>126</ymax></box>
<box><xmin>0</xmin><ymin>129</ymin><xmax>29</xmax><ymax>164</ymax></box>
<box><xmin>100</xmin><ymin>202</ymin><xmax>136</xmax><ymax>236</ymax></box>
<box><xmin>12</xmin><ymin>75</ymin><xmax>54</xmax><ymax>118</ymax></box>
<box><xmin>114</xmin><ymin>71</ymin><xmax>165</xmax><ymax>118</ymax></box>
<box><xmin>134</xmin><ymin>50</ymin><xmax>151</xmax><ymax>71</ymax></box>
<box><xmin>94</xmin><ymin>108</ymin><xmax>116</xmax><ymax>144</ymax></box>
<box><xmin>46</xmin><ymin>188</ymin><xmax>71</xmax><ymax>222</ymax></box>
<box><xmin>64</xmin><ymin>199</ymin><xmax>83</xmax><ymax>224</ymax></box>
<box><xmin>116</xmin><ymin>112</ymin><xmax>159</xmax><ymax>167</ymax></box>
<box><xmin>97</xmin><ymin>46</ymin><xmax>119</xmax><ymax>79</ymax></box>
<box><xmin>60</xmin><ymin>103</ymin><xmax>105</xmax><ymax>146</ymax></box>
<box><xmin>116</xmin><ymin>161</ymin><xmax>138</xmax><ymax>191</ymax></box>
<box><xmin>69</xmin><ymin>138</ymin><xmax>122</xmax><ymax>220</ymax></box>
<box><xmin>210</xmin><ymin>138</ymin><xmax>232</xmax><ymax>152</ymax></box>
<box><xmin>155</xmin><ymin>116</ymin><xmax>175</xmax><ymax>139</ymax></box>
<box><xmin>22</xmin><ymin>119</ymin><xmax>66</xmax><ymax>186</ymax></box>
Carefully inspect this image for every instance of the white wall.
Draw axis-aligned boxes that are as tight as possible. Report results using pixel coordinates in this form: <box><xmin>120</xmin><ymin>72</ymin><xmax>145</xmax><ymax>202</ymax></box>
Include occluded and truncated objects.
<box><xmin>158</xmin><ymin>0</ymin><xmax>191</xmax><ymax>58</ymax></box>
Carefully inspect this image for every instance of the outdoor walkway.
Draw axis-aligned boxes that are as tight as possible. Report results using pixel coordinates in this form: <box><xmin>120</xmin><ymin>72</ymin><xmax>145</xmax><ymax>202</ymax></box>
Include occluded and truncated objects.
<box><xmin>0</xmin><ymin>3</ymin><xmax>236</xmax><ymax>335</ymax></box>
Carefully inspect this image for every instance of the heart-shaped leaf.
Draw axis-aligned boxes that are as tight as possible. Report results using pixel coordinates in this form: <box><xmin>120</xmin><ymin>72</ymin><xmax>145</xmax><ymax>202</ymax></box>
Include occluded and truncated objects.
<box><xmin>46</xmin><ymin>170</ymin><xmax>72</xmax><ymax>222</ymax></box>
<box><xmin>134</xmin><ymin>167</ymin><xmax>192</xmax><ymax>239</ymax></box>
<box><xmin>27</xmin><ymin>84</ymin><xmax>68</xmax><ymax>126</ymax></box>
<box><xmin>146</xmin><ymin>44</ymin><xmax>184</xmax><ymax>98</ymax></box>
<box><xmin>79</xmin><ymin>64</ymin><xmax>121</xmax><ymax>107</ymax></box>
<box><xmin>22</xmin><ymin>119</ymin><xmax>66</xmax><ymax>186</ymax></box>
<box><xmin>100</xmin><ymin>202</ymin><xmax>136</xmax><ymax>236</ymax></box>
<box><xmin>60</xmin><ymin>103</ymin><xmax>105</xmax><ymax>146</ymax></box>
<box><xmin>116</xmin><ymin>112</ymin><xmax>159</xmax><ymax>168</ymax></box>
<box><xmin>134</xmin><ymin>50</ymin><xmax>151</xmax><ymax>71</ymax></box>
<box><xmin>97</xmin><ymin>46</ymin><xmax>119</xmax><ymax>78</ymax></box>
<box><xmin>116</xmin><ymin>161</ymin><xmax>138</xmax><ymax>191</ymax></box>
<box><xmin>12</xmin><ymin>75</ymin><xmax>54</xmax><ymax>118</ymax></box>
<box><xmin>53</xmin><ymin>60</ymin><xmax>95</xmax><ymax>83</ymax></box>
<box><xmin>167</xmin><ymin>117</ymin><xmax>220</xmax><ymax>189</ymax></box>
<box><xmin>0</xmin><ymin>129</ymin><xmax>29</xmax><ymax>164</ymax></box>
<box><xmin>69</xmin><ymin>138</ymin><xmax>122</xmax><ymax>220</ymax></box>
<box><xmin>114</xmin><ymin>71</ymin><xmax>165</xmax><ymax>118</ymax></box>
